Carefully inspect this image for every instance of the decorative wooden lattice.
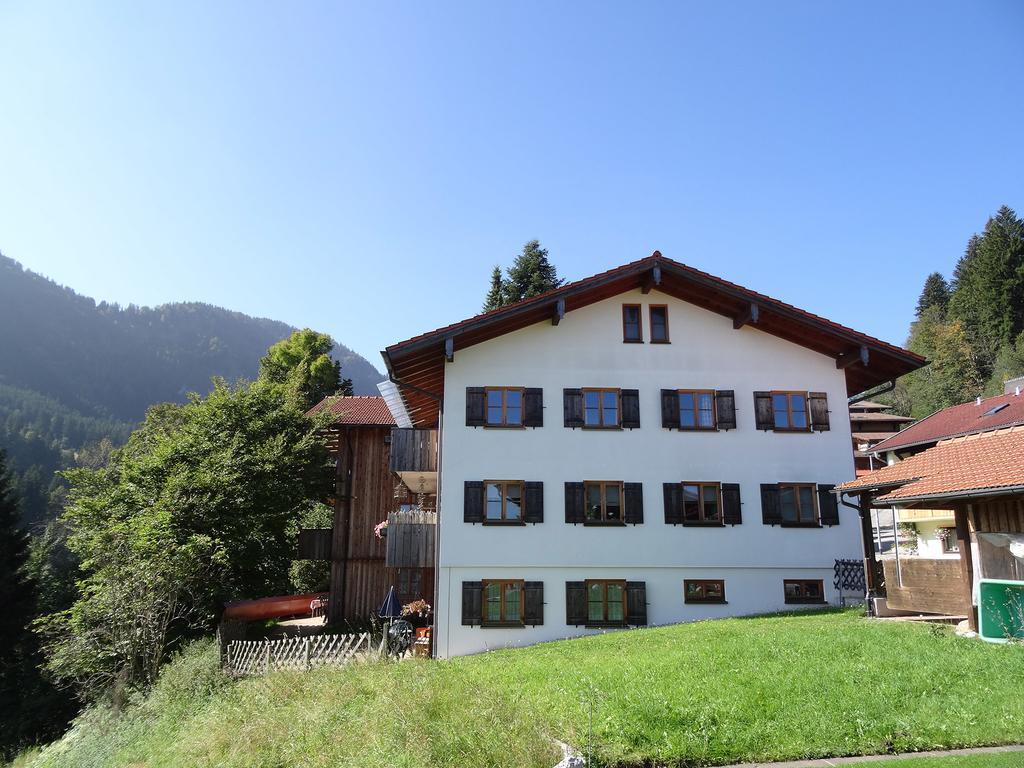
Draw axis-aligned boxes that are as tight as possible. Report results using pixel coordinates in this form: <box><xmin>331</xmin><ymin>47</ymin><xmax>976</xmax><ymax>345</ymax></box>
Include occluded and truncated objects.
<box><xmin>834</xmin><ymin>558</ymin><xmax>866</xmax><ymax>605</ymax></box>
<box><xmin>225</xmin><ymin>632</ymin><xmax>371</xmax><ymax>676</ymax></box>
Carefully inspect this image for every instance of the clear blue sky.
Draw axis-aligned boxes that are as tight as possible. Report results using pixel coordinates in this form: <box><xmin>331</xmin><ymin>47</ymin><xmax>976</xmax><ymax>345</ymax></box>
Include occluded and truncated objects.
<box><xmin>2</xmin><ymin>2</ymin><xmax>1022</xmax><ymax>372</ymax></box>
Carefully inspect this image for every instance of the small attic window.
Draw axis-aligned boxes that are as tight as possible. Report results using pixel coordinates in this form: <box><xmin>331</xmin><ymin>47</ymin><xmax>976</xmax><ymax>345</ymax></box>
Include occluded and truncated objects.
<box><xmin>982</xmin><ymin>402</ymin><xmax>1010</xmax><ymax>418</ymax></box>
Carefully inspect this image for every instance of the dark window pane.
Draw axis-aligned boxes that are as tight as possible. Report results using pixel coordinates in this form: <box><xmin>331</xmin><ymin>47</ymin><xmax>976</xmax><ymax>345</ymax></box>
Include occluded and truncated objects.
<box><xmin>623</xmin><ymin>307</ymin><xmax>641</xmax><ymax>340</ymax></box>
<box><xmin>785</xmin><ymin>582</ymin><xmax>801</xmax><ymax>600</ymax></box>
<box><xmin>504</xmin><ymin>583</ymin><xmax>521</xmax><ymax>621</ymax></box>
<box><xmin>584</xmin><ymin>391</ymin><xmax>601</xmax><ymax>426</ymax></box>
<box><xmin>780</xmin><ymin>486</ymin><xmax>797</xmax><ymax>522</ymax></box>
<box><xmin>485</xmin><ymin>583</ymin><xmax>502</xmax><ymax>622</ymax></box>
<box><xmin>697</xmin><ymin>392</ymin><xmax>715</xmax><ymax>428</ymax></box>
<box><xmin>686</xmin><ymin>582</ymin><xmax>704</xmax><ymax>601</ymax></box>
<box><xmin>791</xmin><ymin>394</ymin><xmax>807</xmax><ymax>429</ymax></box>
<box><xmin>702</xmin><ymin>485</ymin><xmax>720</xmax><ymax>521</ymax></box>
<box><xmin>773</xmin><ymin>393</ymin><xmax>790</xmax><ymax>428</ymax></box>
<box><xmin>606</xmin><ymin>583</ymin><xmax>624</xmax><ymax>621</ymax></box>
<box><xmin>805</xmin><ymin>581</ymin><xmax>821</xmax><ymax>599</ymax></box>
<box><xmin>585</xmin><ymin>485</ymin><xmax>603</xmax><ymax>520</ymax></box>
<box><xmin>506</xmin><ymin>484</ymin><xmax>522</xmax><ymax>520</ymax></box>
<box><xmin>683</xmin><ymin>484</ymin><xmax>700</xmax><ymax>521</ymax></box>
<box><xmin>798</xmin><ymin>487</ymin><xmax>815</xmax><ymax>522</ymax></box>
<box><xmin>679</xmin><ymin>392</ymin><xmax>696</xmax><ymax>427</ymax></box>
<box><xmin>602</xmin><ymin>391</ymin><xmax>618</xmax><ymax>425</ymax></box>
<box><xmin>650</xmin><ymin>307</ymin><xmax>668</xmax><ymax>341</ymax></box>
<box><xmin>706</xmin><ymin>582</ymin><xmax>723</xmax><ymax>600</ymax></box>
<box><xmin>588</xmin><ymin>582</ymin><xmax>604</xmax><ymax>621</ymax></box>
<box><xmin>605</xmin><ymin>485</ymin><xmax>621</xmax><ymax>520</ymax></box>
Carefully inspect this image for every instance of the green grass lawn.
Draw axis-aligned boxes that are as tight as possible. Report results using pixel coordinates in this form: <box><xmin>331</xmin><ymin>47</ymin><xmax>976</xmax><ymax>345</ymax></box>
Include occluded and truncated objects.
<box><xmin>867</xmin><ymin>752</ymin><xmax>1024</xmax><ymax>767</ymax></box>
<box><xmin>16</xmin><ymin>609</ymin><xmax>1024</xmax><ymax>768</ymax></box>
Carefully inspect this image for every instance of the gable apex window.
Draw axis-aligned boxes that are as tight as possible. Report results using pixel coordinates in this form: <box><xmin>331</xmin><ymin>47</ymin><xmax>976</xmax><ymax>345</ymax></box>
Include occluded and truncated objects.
<box><xmin>649</xmin><ymin>305</ymin><xmax>669</xmax><ymax>343</ymax></box>
<box><xmin>622</xmin><ymin>305</ymin><xmax>643</xmax><ymax>343</ymax></box>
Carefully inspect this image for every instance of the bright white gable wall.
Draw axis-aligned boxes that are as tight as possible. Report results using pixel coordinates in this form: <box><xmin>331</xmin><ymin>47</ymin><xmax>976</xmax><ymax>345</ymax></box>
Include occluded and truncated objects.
<box><xmin>434</xmin><ymin>287</ymin><xmax>860</xmax><ymax>657</ymax></box>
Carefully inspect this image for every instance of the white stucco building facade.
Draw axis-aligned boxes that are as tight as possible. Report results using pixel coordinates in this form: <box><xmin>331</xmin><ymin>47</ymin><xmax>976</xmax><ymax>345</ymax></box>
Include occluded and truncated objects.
<box><xmin>380</xmin><ymin>255</ymin><xmax>925</xmax><ymax>658</ymax></box>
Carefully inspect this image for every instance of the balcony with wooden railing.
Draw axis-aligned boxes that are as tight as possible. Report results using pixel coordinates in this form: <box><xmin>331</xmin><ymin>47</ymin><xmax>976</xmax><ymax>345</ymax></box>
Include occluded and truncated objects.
<box><xmin>389</xmin><ymin>428</ymin><xmax>438</xmax><ymax>494</ymax></box>
<box><xmin>385</xmin><ymin>508</ymin><xmax>437</xmax><ymax>568</ymax></box>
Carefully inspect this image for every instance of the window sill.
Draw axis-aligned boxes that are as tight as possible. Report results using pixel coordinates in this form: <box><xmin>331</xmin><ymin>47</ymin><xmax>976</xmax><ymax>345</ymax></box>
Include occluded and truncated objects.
<box><xmin>622</xmin><ymin>339</ymin><xmax>644</xmax><ymax>344</ymax></box>
<box><xmin>581</xmin><ymin>425</ymin><xmax>623</xmax><ymax>431</ymax></box>
<box><xmin>481</xmin><ymin>622</ymin><xmax>525</xmax><ymax>629</ymax></box>
<box><xmin>650</xmin><ymin>339</ymin><xmax>671</xmax><ymax>344</ymax></box>
<box><xmin>674</xmin><ymin>426</ymin><xmax>718</xmax><ymax>432</ymax></box>
<box><xmin>482</xmin><ymin>424</ymin><xmax>526</xmax><ymax>430</ymax></box>
<box><xmin>482</xmin><ymin>520</ymin><xmax>526</xmax><ymax>527</ymax></box>
<box><xmin>584</xmin><ymin>622</ymin><xmax>627</xmax><ymax>629</ymax></box>
<box><xmin>681</xmin><ymin>521</ymin><xmax>726</xmax><ymax>527</ymax></box>
<box><xmin>583</xmin><ymin>521</ymin><xmax>627</xmax><ymax>527</ymax></box>
<box><xmin>769</xmin><ymin>428</ymin><xmax>813</xmax><ymax>434</ymax></box>
<box><xmin>685</xmin><ymin>600</ymin><xmax>728</xmax><ymax>605</ymax></box>
<box><xmin>780</xmin><ymin>522</ymin><xmax>822</xmax><ymax>529</ymax></box>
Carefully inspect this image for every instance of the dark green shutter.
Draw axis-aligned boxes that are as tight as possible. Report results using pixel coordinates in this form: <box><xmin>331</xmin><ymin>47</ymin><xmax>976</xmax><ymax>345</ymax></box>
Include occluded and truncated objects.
<box><xmin>620</xmin><ymin>389</ymin><xmax>640</xmax><ymax>429</ymax></box>
<box><xmin>464</xmin><ymin>481</ymin><xmax>484</xmax><ymax>523</ymax></box>
<box><xmin>563</xmin><ymin>388</ymin><xmax>584</xmax><ymax>428</ymax></box>
<box><xmin>626</xmin><ymin>582</ymin><xmax>647</xmax><ymax>626</ymax></box>
<box><xmin>624</xmin><ymin>482</ymin><xmax>644</xmax><ymax>524</ymax></box>
<box><xmin>818</xmin><ymin>484</ymin><xmax>840</xmax><ymax>526</ymax></box>
<box><xmin>461</xmin><ymin>581</ymin><xmax>483</xmax><ymax>626</ymax></box>
<box><xmin>524</xmin><ymin>582</ymin><xmax>544</xmax><ymax>626</ymax></box>
<box><xmin>661</xmin><ymin>389</ymin><xmax>680</xmax><ymax>429</ymax></box>
<box><xmin>663</xmin><ymin>482</ymin><xmax>683</xmax><ymax>525</ymax></box>
<box><xmin>564</xmin><ymin>482</ymin><xmax>585</xmax><ymax>524</ymax></box>
<box><xmin>523</xmin><ymin>388</ymin><xmax>544</xmax><ymax>427</ymax></box>
<box><xmin>810</xmin><ymin>392</ymin><xmax>830</xmax><ymax>431</ymax></box>
<box><xmin>753</xmin><ymin>392</ymin><xmax>773</xmax><ymax>430</ymax></box>
<box><xmin>760</xmin><ymin>483</ymin><xmax>782</xmax><ymax>525</ymax></box>
<box><xmin>715</xmin><ymin>390</ymin><xmax>737</xmax><ymax>430</ymax></box>
<box><xmin>523</xmin><ymin>481</ymin><xmax>544</xmax><ymax>524</ymax></box>
<box><xmin>466</xmin><ymin>387</ymin><xmax>486</xmax><ymax>426</ymax></box>
<box><xmin>565</xmin><ymin>581</ymin><xmax>587</xmax><ymax>625</ymax></box>
<box><xmin>722</xmin><ymin>483</ymin><xmax>742</xmax><ymax>525</ymax></box>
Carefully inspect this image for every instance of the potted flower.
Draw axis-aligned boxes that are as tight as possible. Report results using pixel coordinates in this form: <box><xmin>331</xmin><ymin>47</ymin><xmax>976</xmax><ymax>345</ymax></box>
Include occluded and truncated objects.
<box><xmin>402</xmin><ymin>599</ymin><xmax>433</xmax><ymax>630</ymax></box>
<box><xmin>374</xmin><ymin>519</ymin><xmax>389</xmax><ymax>539</ymax></box>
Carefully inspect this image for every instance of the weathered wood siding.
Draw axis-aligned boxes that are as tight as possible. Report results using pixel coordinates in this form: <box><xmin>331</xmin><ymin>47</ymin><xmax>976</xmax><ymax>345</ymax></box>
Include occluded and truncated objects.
<box><xmin>297</xmin><ymin>528</ymin><xmax>332</xmax><ymax>560</ymax></box>
<box><xmin>386</xmin><ymin>509</ymin><xmax>438</xmax><ymax>568</ymax></box>
<box><xmin>882</xmin><ymin>557</ymin><xmax>967</xmax><ymax>616</ymax></box>
<box><xmin>973</xmin><ymin>495</ymin><xmax>1024</xmax><ymax>534</ymax></box>
<box><xmin>389</xmin><ymin>428</ymin><xmax>438</xmax><ymax>473</ymax></box>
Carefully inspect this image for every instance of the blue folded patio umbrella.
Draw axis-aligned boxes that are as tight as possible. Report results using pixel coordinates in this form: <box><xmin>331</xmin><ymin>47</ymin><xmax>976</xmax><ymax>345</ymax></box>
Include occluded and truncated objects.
<box><xmin>378</xmin><ymin>585</ymin><xmax>402</xmax><ymax>620</ymax></box>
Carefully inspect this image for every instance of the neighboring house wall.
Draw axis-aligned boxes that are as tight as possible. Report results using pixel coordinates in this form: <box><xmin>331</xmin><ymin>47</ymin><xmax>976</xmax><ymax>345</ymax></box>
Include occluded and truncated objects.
<box><xmin>434</xmin><ymin>289</ymin><xmax>861</xmax><ymax>658</ymax></box>
<box><xmin>914</xmin><ymin>520</ymin><xmax>959</xmax><ymax>558</ymax></box>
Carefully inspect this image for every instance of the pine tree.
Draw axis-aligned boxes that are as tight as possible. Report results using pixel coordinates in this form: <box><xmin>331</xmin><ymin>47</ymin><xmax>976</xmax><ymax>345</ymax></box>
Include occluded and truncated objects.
<box><xmin>501</xmin><ymin>240</ymin><xmax>564</xmax><ymax>305</ymax></box>
<box><xmin>915</xmin><ymin>272</ymin><xmax>950</xmax><ymax>318</ymax></box>
<box><xmin>482</xmin><ymin>265</ymin><xmax>504</xmax><ymax>312</ymax></box>
<box><xmin>0</xmin><ymin>450</ymin><xmax>41</xmax><ymax>756</ymax></box>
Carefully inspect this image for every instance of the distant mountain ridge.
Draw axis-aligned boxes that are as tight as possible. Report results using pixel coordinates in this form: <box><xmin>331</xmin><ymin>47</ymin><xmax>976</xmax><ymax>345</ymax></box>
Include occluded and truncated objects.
<box><xmin>0</xmin><ymin>254</ymin><xmax>384</xmax><ymax>423</ymax></box>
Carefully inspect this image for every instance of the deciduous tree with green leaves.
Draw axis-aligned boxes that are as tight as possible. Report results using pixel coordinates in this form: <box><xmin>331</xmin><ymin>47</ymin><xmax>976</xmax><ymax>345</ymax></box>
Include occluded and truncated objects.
<box><xmin>258</xmin><ymin>329</ymin><xmax>353</xmax><ymax>411</ymax></box>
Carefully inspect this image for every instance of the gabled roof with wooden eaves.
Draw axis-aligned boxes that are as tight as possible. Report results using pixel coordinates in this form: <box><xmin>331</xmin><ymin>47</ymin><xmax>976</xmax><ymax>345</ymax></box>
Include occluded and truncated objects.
<box><xmin>381</xmin><ymin>252</ymin><xmax>926</xmax><ymax>428</ymax></box>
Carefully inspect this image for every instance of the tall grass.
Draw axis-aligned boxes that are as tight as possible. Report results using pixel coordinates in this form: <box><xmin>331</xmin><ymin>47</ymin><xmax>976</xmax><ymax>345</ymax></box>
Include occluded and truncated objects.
<box><xmin>15</xmin><ymin>610</ymin><xmax>1024</xmax><ymax>768</ymax></box>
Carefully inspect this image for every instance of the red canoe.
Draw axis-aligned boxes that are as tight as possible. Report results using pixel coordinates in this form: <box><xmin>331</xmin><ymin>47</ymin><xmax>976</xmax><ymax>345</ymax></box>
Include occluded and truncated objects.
<box><xmin>223</xmin><ymin>592</ymin><xmax>329</xmax><ymax>621</ymax></box>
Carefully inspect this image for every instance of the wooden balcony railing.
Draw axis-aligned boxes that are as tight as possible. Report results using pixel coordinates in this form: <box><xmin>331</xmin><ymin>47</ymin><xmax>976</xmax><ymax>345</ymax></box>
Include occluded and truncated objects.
<box><xmin>385</xmin><ymin>509</ymin><xmax>437</xmax><ymax>568</ymax></box>
<box><xmin>389</xmin><ymin>428</ymin><xmax>437</xmax><ymax>474</ymax></box>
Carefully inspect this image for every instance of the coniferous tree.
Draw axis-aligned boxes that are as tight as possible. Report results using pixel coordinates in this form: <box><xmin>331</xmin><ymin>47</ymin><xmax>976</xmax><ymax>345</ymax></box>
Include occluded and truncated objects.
<box><xmin>501</xmin><ymin>240</ymin><xmax>564</xmax><ymax>305</ymax></box>
<box><xmin>915</xmin><ymin>272</ymin><xmax>950</xmax><ymax>318</ymax></box>
<box><xmin>482</xmin><ymin>265</ymin><xmax>504</xmax><ymax>312</ymax></box>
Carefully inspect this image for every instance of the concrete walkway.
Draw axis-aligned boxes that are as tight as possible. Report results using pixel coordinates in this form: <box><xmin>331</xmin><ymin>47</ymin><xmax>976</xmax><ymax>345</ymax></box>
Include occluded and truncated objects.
<box><xmin>719</xmin><ymin>744</ymin><xmax>1024</xmax><ymax>767</ymax></box>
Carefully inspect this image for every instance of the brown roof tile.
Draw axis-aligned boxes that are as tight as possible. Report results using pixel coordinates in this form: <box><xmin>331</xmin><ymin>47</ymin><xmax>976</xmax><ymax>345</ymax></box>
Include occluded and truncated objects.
<box><xmin>837</xmin><ymin>426</ymin><xmax>1024</xmax><ymax>502</ymax></box>
<box><xmin>871</xmin><ymin>392</ymin><xmax>1024</xmax><ymax>453</ymax></box>
<box><xmin>306</xmin><ymin>395</ymin><xmax>396</xmax><ymax>426</ymax></box>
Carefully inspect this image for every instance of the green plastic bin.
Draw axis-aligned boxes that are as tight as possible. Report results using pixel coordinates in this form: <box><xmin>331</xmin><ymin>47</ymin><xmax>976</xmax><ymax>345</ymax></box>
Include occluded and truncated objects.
<box><xmin>978</xmin><ymin>578</ymin><xmax>1024</xmax><ymax>643</ymax></box>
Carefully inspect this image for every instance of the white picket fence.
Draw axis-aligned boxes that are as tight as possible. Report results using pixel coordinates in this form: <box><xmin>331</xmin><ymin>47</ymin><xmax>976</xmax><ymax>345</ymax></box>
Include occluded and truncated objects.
<box><xmin>225</xmin><ymin>632</ymin><xmax>372</xmax><ymax>676</ymax></box>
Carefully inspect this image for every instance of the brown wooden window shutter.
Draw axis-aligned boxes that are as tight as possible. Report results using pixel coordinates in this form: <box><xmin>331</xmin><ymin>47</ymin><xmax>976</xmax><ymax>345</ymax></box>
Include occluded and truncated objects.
<box><xmin>722</xmin><ymin>483</ymin><xmax>742</xmax><ymax>525</ymax></box>
<box><xmin>564</xmin><ymin>482</ymin><xmax>585</xmax><ymax>524</ymax></box>
<box><xmin>715</xmin><ymin>390</ymin><xmax>737</xmax><ymax>430</ymax></box>
<box><xmin>624</xmin><ymin>482</ymin><xmax>644</xmax><ymax>524</ymax></box>
<box><xmin>524</xmin><ymin>582</ymin><xmax>544</xmax><ymax>626</ymax></box>
<box><xmin>461</xmin><ymin>581</ymin><xmax>483</xmax><ymax>626</ymax></box>
<box><xmin>817</xmin><ymin>484</ymin><xmax>840</xmax><ymax>525</ymax></box>
<box><xmin>563</xmin><ymin>388</ymin><xmax>584</xmax><ymax>428</ymax></box>
<box><xmin>626</xmin><ymin>581</ymin><xmax>647</xmax><ymax>626</ymax></box>
<box><xmin>663</xmin><ymin>482</ymin><xmax>683</xmax><ymax>524</ymax></box>
<box><xmin>523</xmin><ymin>481</ymin><xmax>544</xmax><ymax>524</ymax></box>
<box><xmin>523</xmin><ymin>388</ymin><xmax>544</xmax><ymax>427</ymax></box>
<box><xmin>753</xmin><ymin>391</ymin><xmax>773</xmax><ymax>430</ymax></box>
<box><xmin>809</xmin><ymin>392</ymin><xmax>830</xmax><ymax>431</ymax></box>
<box><xmin>620</xmin><ymin>389</ymin><xmax>641</xmax><ymax>429</ymax></box>
<box><xmin>565</xmin><ymin>581</ymin><xmax>587</xmax><ymax>625</ymax></box>
<box><xmin>660</xmin><ymin>389</ymin><xmax>680</xmax><ymax>429</ymax></box>
<box><xmin>760</xmin><ymin>483</ymin><xmax>783</xmax><ymax>525</ymax></box>
<box><xmin>466</xmin><ymin>387</ymin><xmax>486</xmax><ymax>426</ymax></box>
<box><xmin>464</xmin><ymin>481</ymin><xmax>484</xmax><ymax>523</ymax></box>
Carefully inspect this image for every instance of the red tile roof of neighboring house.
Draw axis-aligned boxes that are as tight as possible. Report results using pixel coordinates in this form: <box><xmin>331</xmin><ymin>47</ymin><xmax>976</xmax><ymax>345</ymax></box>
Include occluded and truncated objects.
<box><xmin>870</xmin><ymin>391</ymin><xmax>1024</xmax><ymax>454</ymax></box>
<box><xmin>837</xmin><ymin>426</ymin><xmax>1024</xmax><ymax>503</ymax></box>
<box><xmin>306</xmin><ymin>395</ymin><xmax>396</xmax><ymax>426</ymax></box>
<box><xmin>382</xmin><ymin>252</ymin><xmax>926</xmax><ymax>428</ymax></box>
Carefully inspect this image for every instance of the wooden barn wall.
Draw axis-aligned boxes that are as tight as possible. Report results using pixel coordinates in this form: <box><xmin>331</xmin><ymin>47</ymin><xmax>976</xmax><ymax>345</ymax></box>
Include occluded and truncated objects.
<box><xmin>330</xmin><ymin>426</ymin><xmax>393</xmax><ymax>621</ymax></box>
<box><xmin>972</xmin><ymin>495</ymin><xmax>1024</xmax><ymax>534</ymax></box>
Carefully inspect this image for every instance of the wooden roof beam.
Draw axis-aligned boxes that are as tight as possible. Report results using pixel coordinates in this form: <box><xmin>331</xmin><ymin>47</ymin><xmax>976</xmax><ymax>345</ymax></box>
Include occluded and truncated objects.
<box><xmin>733</xmin><ymin>302</ymin><xmax>760</xmax><ymax>330</ymax></box>
<box><xmin>640</xmin><ymin>264</ymin><xmax>662</xmax><ymax>294</ymax></box>
<box><xmin>444</xmin><ymin>337</ymin><xmax>454</xmax><ymax>363</ymax></box>
<box><xmin>551</xmin><ymin>298</ymin><xmax>566</xmax><ymax>326</ymax></box>
<box><xmin>837</xmin><ymin>346</ymin><xmax>870</xmax><ymax>369</ymax></box>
